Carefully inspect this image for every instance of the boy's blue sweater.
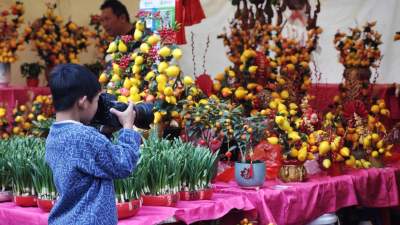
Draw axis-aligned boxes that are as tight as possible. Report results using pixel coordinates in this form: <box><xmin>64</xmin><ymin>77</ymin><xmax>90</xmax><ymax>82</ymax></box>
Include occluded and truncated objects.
<box><xmin>45</xmin><ymin>121</ymin><xmax>141</xmax><ymax>225</ymax></box>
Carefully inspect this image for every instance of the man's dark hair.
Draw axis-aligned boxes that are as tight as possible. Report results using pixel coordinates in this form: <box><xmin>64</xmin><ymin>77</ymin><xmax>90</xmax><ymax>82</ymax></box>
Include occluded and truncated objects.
<box><xmin>49</xmin><ymin>64</ymin><xmax>101</xmax><ymax>111</ymax></box>
<box><xmin>100</xmin><ymin>0</ymin><xmax>130</xmax><ymax>23</ymax></box>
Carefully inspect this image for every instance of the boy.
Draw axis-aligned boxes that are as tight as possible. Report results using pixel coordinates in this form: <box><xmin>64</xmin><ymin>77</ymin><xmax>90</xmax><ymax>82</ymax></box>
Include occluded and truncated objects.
<box><xmin>45</xmin><ymin>64</ymin><xmax>141</xmax><ymax>225</ymax></box>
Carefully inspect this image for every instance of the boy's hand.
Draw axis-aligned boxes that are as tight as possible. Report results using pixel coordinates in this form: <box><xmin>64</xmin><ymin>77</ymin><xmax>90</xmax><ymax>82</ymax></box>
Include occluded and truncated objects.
<box><xmin>110</xmin><ymin>101</ymin><xmax>136</xmax><ymax>129</ymax></box>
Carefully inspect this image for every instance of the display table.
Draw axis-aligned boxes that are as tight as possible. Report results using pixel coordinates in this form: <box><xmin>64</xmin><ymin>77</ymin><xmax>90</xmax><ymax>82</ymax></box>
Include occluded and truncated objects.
<box><xmin>0</xmin><ymin>192</ymin><xmax>255</xmax><ymax>225</ymax></box>
<box><xmin>214</xmin><ymin>166</ymin><xmax>400</xmax><ymax>225</ymax></box>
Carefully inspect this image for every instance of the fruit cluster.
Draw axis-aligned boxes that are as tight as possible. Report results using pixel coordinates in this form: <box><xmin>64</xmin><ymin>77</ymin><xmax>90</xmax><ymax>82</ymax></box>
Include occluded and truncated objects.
<box><xmin>0</xmin><ymin>1</ymin><xmax>25</xmax><ymax>63</ymax></box>
<box><xmin>0</xmin><ymin>106</ymin><xmax>9</xmax><ymax>139</ymax></box>
<box><xmin>100</xmin><ymin>19</ymin><xmax>199</xmax><ymax>125</ymax></box>
<box><xmin>334</xmin><ymin>22</ymin><xmax>382</xmax><ymax>68</ymax></box>
<box><xmin>24</xmin><ymin>3</ymin><xmax>93</xmax><ymax>66</ymax></box>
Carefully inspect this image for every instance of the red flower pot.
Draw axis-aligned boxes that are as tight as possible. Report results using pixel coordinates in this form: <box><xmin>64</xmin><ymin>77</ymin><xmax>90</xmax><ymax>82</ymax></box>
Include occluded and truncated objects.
<box><xmin>116</xmin><ymin>199</ymin><xmax>141</xmax><ymax>220</ymax></box>
<box><xmin>198</xmin><ymin>188</ymin><xmax>213</xmax><ymax>200</ymax></box>
<box><xmin>142</xmin><ymin>193</ymin><xmax>178</xmax><ymax>207</ymax></box>
<box><xmin>14</xmin><ymin>195</ymin><xmax>37</xmax><ymax>207</ymax></box>
<box><xmin>37</xmin><ymin>198</ymin><xmax>55</xmax><ymax>212</ymax></box>
<box><xmin>26</xmin><ymin>78</ymin><xmax>39</xmax><ymax>87</ymax></box>
<box><xmin>179</xmin><ymin>191</ymin><xmax>200</xmax><ymax>201</ymax></box>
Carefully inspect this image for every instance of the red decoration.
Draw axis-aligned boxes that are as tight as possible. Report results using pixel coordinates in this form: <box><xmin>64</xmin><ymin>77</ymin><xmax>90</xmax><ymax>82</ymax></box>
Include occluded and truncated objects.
<box><xmin>343</xmin><ymin>100</ymin><xmax>368</xmax><ymax>120</ymax></box>
<box><xmin>252</xmin><ymin>141</ymin><xmax>283</xmax><ymax>180</ymax></box>
<box><xmin>195</xmin><ymin>73</ymin><xmax>213</xmax><ymax>96</ymax></box>
<box><xmin>175</xmin><ymin>0</ymin><xmax>206</xmax><ymax>45</ymax></box>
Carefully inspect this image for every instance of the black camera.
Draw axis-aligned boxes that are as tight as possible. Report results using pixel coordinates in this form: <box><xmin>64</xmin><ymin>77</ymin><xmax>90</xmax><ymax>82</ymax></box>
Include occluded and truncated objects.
<box><xmin>92</xmin><ymin>93</ymin><xmax>154</xmax><ymax>129</ymax></box>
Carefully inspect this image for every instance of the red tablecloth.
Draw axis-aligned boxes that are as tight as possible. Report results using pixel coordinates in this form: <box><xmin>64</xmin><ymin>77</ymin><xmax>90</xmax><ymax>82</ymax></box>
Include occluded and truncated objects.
<box><xmin>214</xmin><ymin>166</ymin><xmax>400</xmax><ymax>225</ymax></box>
<box><xmin>0</xmin><ymin>86</ymin><xmax>50</xmax><ymax>120</ymax></box>
<box><xmin>0</xmin><ymin>192</ymin><xmax>255</xmax><ymax>225</ymax></box>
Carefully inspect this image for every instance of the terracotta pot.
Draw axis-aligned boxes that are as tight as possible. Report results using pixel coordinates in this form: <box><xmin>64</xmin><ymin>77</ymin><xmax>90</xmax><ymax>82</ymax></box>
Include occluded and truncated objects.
<box><xmin>116</xmin><ymin>199</ymin><xmax>141</xmax><ymax>220</ymax></box>
<box><xmin>278</xmin><ymin>163</ymin><xmax>307</xmax><ymax>182</ymax></box>
<box><xmin>13</xmin><ymin>195</ymin><xmax>37</xmax><ymax>207</ymax></box>
<box><xmin>0</xmin><ymin>191</ymin><xmax>12</xmax><ymax>202</ymax></box>
<box><xmin>26</xmin><ymin>78</ymin><xmax>39</xmax><ymax>87</ymax></box>
<box><xmin>142</xmin><ymin>193</ymin><xmax>178</xmax><ymax>207</ymax></box>
<box><xmin>37</xmin><ymin>198</ymin><xmax>55</xmax><ymax>212</ymax></box>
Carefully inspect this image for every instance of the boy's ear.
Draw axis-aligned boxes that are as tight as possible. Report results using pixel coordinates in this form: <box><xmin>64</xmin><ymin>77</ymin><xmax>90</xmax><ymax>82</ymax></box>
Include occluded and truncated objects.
<box><xmin>77</xmin><ymin>96</ymin><xmax>88</xmax><ymax>109</ymax></box>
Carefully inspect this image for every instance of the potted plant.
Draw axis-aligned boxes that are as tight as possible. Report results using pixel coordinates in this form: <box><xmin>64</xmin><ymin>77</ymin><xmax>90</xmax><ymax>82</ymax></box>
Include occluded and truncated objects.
<box><xmin>0</xmin><ymin>139</ymin><xmax>12</xmax><ymax>202</ymax></box>
<box><xmin>20</xmin><ymin>62</ymin><xmax>44</xmax><ymax>87</ymax></box>
<box><xmin>216</xmin><ymin>104</ymin><xmax>268</xmax><ymax>188</ymax></box>
<box><xmin>7</xmin><ymin>137</ymin><xmax>41</xmax><ymax>207</ymax></box>
<box><xmin>31</xmin><ymin>145</ymin><xmax>57</xmax><ymax>212</ymax></box>
<box><xmin>139</xmin><ymin>128</ymin><xmax>181</xmax><ymax>206</ymax></box>
<box><xmin>114</xmin><ymin>176</ymin><xmax>142</xmax><ymax>219</ymax></box>
<box><xmin>179</xmin><ymin>139</ymin><xmax>218</xmax><ymax>200</ymax></box>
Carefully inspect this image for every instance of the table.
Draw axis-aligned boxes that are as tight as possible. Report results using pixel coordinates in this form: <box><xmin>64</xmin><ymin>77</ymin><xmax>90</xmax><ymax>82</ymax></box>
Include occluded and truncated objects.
<box><xmin>0</xmin><ymin>192</ymin><xmax>255</xmax><ymax>225</ymax></box>
<box><xmin>214</xmin><ymin>166</ymin><xmax>400</xmax><ymax>225</ymax></box>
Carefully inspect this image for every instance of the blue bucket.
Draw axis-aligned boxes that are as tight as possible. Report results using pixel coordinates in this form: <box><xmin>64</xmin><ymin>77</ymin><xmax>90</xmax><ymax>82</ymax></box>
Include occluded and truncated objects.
<box><xmin>234</xmin><ymin>162</ymin><xmax>266</xmax><ymax>187</ymax></box>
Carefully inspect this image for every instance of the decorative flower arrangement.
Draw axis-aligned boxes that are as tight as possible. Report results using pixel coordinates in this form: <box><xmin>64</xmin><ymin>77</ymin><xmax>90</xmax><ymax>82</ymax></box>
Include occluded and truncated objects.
<box><xmin>101</xmin><ymin>19</ymin><xmax>199</xmax><ymax>127</ymax></box>
<box><xmin>0</xmin><ymin>1</ymin><xmax>25</xmax><ymax>63</ymax></box>
<box><xmin>213</xmin><ymin>2</ymin><xmax>323</xmax><ymax>168</ymax></box>
<box><xmin>334</xmin><ymin>21</ymin><xmax>382</xmax><ymax>68</ymax></box>
<box><xmin>0</xmin><ymin>106</ymin><xmax>9</xmax><ymax>139</ymax></box>
<box><xmin>24</xmin><ymin>3</ymin><xmax>92</xmax><ymax>67</ymax></box>
<box><xmin>89</xmin><ymin>14</ymin><xmax>113</xmax><ymax>61</ymax></box>
<box><xmin>315</xmin><ymin>22</ymin><xmax>394</xmax><ymax>170</ymax></box>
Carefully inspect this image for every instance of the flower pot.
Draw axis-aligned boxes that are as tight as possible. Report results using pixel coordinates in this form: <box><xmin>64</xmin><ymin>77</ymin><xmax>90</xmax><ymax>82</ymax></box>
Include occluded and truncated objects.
<box><xmin>13</xmin><ymin>195</ymin><xmax>37</xmax><ymax>207</ymax></box>
<box><xmin>116</xmin><ymin>199</ymin><xmax>141</xmax><ymax>220</ymax></box>
<box><xmin>198</xmin><ymin>188</ymin><xmax>213</xmax><ymax>200</ymax></box>
<box><xmin>142</xmin><ymin>193</ymin><xmax>178</xmax><ymax>207</ymax></box>
<box><xmin>37</xmin><ymin>198</ymin><xmax>55</xmax><ymax>212</ymax></box>
<box><xmin>0</xmin><ymin>63</ymin><xmax>11</xmax><ymax>87</ymax></box>
<box><xmin>234</xmin><ymin>161</ymin><xmax>266</xmax><ymax>187</ymax></box>
<box><xmin>0</xmin><ymin>191</ymin><xmax>12</xmax><ymax>202</ymax></box>
<box><xmin>26</xmin><ymin>78</ymin><xmax>39</xmax><ymax>87</ymax></box>
<box><xmin>278</xmin><ymin>163</ymin><xmax>307</xmax><ymax>182</ymax></box>
<box><xmin>179</xmin><ymin>191</ymin><xmax>200</xmax><ymax>201</ymax></box>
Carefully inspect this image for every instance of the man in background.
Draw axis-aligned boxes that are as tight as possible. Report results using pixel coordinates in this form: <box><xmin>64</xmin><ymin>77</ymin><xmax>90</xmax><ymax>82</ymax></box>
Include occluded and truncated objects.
<box><xmin>100</xmin><ymin>0</ymin><xmax>135</xmax><ymax>37</ymax></box>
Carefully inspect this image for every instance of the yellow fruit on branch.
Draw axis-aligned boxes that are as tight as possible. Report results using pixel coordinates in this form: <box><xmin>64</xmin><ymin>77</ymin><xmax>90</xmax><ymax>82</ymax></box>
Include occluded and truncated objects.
<box><xmin>183</xmin><ymin>76</ymin><xmax>194</xmax><ymax>85</ymax></box>
<box><xmin>159</xmin><ymin>46</ymin><xmax>171</xmax><ymax>58</ymax></box>
<box><xmin>158</xmin><ymin>61</ymin><xmax>169</xmax><ymax>73</ymax></box>
<box><xmin>147</xmin><ymin>34</ymin><xmax>160</xmax><ymax>45</ymax></box>
<box><xmin>322</xmin><ymin>158</ymin><xmax>332</xmax><ymax>169</ymax></box>
<box><xmin>267</xmin><ymin>137</ymin><xmax>279</xmax><ymax>145</ymax></box>
<box><xmin>339</xmin><ymin>147</ymin><xmax>350</xmax><ymax>157</ymax></box>
<box><xmin>172</xmin><ymin>48</ymin><xmax>183</xmax><ymax>60</ymax></box>
<box><xmin>134</xmin><ymin>29</ymin><xmax>143</xmax><ymax>41</ymax></box>
<box><xmin>165</xmin><ymin>65</ymin><xmax>180</xmax><ymax>77</ymax></box>
<box><xmin>234</xmin><ymin>88</ymin><xmax>248</xmax><ymax>100</ymax></box>
<box><xmin>118</xmin><ymin>41</ymin><xmax>127</xmax><ymax>52</ymax></box>
<box><xmin>318</xmin><ymin>141</ymin><xmax>331</xmax><ymax>156</ymax></box>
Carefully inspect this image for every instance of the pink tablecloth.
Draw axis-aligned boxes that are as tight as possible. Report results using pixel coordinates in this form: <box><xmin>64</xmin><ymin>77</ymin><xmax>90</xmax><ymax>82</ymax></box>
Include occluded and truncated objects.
<box><xmin>0</xmin><ymin>192</ymin><xmax>255</xmax><ymax>225</ymax></box>
<box><xmin>214</xmin><ymin>166</ymin><xmax>400</xmax><ymax>225</ymax></box>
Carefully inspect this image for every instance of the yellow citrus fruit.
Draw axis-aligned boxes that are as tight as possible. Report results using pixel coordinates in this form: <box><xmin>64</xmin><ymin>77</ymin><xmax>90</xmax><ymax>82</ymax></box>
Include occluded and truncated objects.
<box><xmin>165</xmin><ymin>65</ymin><xmax>180</xmax><ymax>77</ymax></box>
<box><xmin>172</xmin><ymin>48</ymin><xmax>183</xmax><ymax>60</ymax></box>
<box><xmin>267</xmin><ymin>137</ymin><xmax>279</xmax><ymax>145</ymax></box>
<box><xmin>159</xmin><ymin>46</ymin><xmax>171</xmax><ymax>58</ymax></box>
